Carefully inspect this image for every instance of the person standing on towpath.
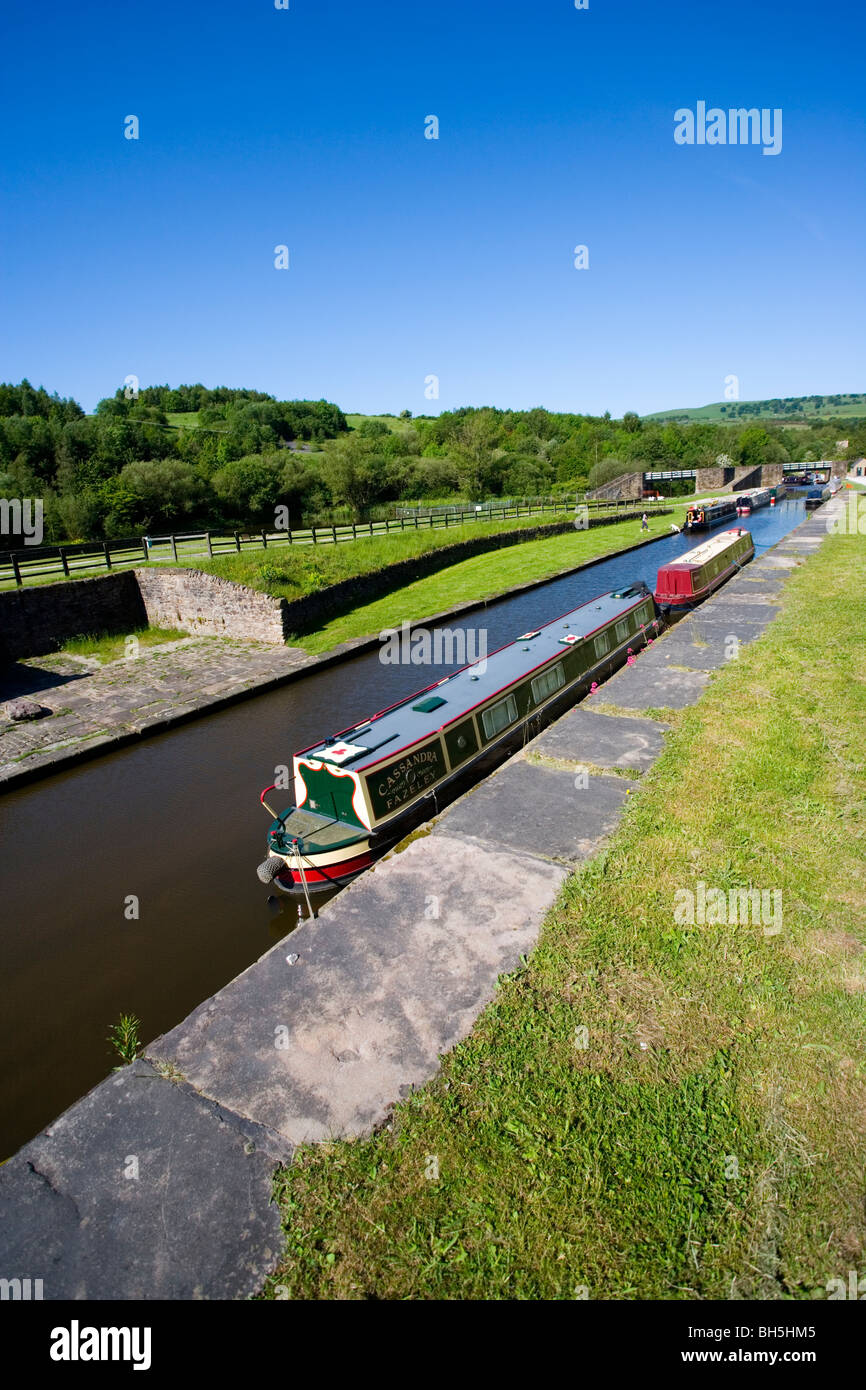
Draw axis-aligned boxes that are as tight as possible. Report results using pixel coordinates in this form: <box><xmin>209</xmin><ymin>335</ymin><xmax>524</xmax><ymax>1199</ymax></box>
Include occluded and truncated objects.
<box><xmin>641</xmin><ymin>513</ymin><xmax>649</xmax><ymax>532</ymax></box>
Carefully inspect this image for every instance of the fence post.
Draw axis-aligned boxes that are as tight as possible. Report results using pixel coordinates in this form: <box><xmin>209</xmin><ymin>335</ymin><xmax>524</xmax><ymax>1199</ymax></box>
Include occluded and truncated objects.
<box><xmin>104</xmin><ymin>542</ymin><xmax>112</xmax><ymax>569</ymax></box>
<box><xmin>369</xmin><ymin>521</ymin><xmax>373</xmax><ymax>536</ymax></box>
<box><xmin>312</xmin><ymin>527</ymin><xmax>317</xmax><ymax>544</ymax></box>
<box><xmin>262</xmin><ymin>531</ymin><xmax>268</xmax><ymax>548</ymax></box>
<box><xmin>60</xmin><ymin>547</ymin><xmax>70</xmax><ymax>576</ymax></box>
<box><xmin>332</xmin><ymin>525</ymin><xmax>337</xmax><ymax>545</ymax></box>
<box><xmin>415</xmin><ymin>515</ymin><xmax>419</xmax><ymax>529</ymax></box>
<box><xmin>171</xmin><ymin>535</ymin><xmax>178</xmax><ymax>562</ymax></box>
<box><xmin>206</xmin><ymin>532</ymin><xmax>213</xmax><ymax>558</ymax></box>
<box><xmin>141</xmin><ymin>538</ymin><xmax>148</xmax><ymax>561</ymax></box>
<box><xmin>352</xmin><ymin>522</ymin><xmax>357</xmax><ymax>540</ymax></box>
<box><xmin>401</xmin><ymin>516</ymin><xmax>405</xmax><ymax>530</ymax></box>
<box><xmin>234</xmin><ymin>532</ymin><xmax>240</xmax><ymax>552</ymax></box>
<box><xmin>12</xmin><ymin>553</ymin><xmax>22</xmax><ymax>586</ymax></box>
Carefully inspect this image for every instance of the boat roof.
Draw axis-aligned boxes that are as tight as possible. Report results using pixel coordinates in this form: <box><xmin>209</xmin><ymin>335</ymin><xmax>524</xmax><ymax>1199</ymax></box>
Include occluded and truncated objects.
<box><xmin>660</xmin><ymin>528</ymin><xmax>749</xmax><ymax>571</ymax></box>
<box><xmin>297</xmin><ymin>584</ymin><xmax>651</xmax><ymax>773</ymax></box>
<box><xmin>689</xmin><ymin>496</ymin><xmax>736</xmax><ymax>508</ymax></box>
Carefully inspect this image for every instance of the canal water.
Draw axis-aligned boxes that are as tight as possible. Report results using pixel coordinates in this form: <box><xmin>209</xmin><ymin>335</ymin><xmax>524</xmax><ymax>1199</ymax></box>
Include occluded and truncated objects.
<box><xmin>0</xmin><ymin>499</ymin><xmax>807</xmax><ymax>1156</ymax></box>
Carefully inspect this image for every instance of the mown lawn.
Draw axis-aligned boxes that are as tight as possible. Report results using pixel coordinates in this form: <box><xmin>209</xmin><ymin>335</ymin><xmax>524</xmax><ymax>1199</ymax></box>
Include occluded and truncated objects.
<box><xmin>191</xmin><ymin>512</ymin><xmax>674</xmax><ymax>651</ymax></box>
<box><xmin>190</xmin><ymin>512</ymin><xmax>627</xmax><ymax>607</ymax></box>
<box><xmin>291</xmin><ymin>516</ymin><xmax>672</xmax><ymax>652</ymax></box>
<box><xmin>263</xmin><ymin>530</ymin><xmax>866</xmax><ymax>1300</ymax></box>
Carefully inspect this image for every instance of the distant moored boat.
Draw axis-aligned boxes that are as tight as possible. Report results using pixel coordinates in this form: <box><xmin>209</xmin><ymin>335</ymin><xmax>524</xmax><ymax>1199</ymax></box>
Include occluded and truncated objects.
<box><xmin>684</xmin><ymin>497</ymin><xmax>739</xmax><ymax>531</ymax></box>
<box><xmin>735</xmin><ymin>486</ymin><xmax>772</xmax><ymax>514</ymax></box>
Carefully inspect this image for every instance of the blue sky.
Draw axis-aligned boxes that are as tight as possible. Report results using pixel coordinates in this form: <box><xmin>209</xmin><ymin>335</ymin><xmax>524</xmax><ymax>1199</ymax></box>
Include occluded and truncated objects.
<box><xmin>2</xmin><ymin>0</ymin><xmax>863</xmax><ymax>416</ymax></box>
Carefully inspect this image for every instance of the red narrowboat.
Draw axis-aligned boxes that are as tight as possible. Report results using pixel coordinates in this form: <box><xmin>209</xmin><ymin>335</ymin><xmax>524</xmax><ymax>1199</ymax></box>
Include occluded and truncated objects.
<box><xmin>654</xmin><ymin>528</ymin><xmax>754</xmax><ymax>614</ymax></box>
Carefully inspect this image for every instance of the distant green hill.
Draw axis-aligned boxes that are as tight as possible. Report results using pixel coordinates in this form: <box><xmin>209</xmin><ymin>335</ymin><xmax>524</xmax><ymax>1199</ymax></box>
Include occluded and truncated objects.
<box><xmin>644</xmin><ymin>394</ymin><xmax>866</xmax><ymax>424</ymax></box>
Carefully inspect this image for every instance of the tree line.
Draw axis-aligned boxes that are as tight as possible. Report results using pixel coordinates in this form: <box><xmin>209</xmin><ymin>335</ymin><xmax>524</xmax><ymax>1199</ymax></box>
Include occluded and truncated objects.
<box><xmin>0</xmin><ymin>382</ymin><xmax>862</xmax><ymax>543</ymax></box>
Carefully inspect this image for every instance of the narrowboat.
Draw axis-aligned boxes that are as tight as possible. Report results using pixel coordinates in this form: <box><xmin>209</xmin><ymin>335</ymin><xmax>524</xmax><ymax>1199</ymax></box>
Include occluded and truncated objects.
<box><xmin>735</xmin><ymin>486</ymin><xmax>772</xmax><ymax>514</ymax></box>
<box><xmin>804</xmin><ymin>485</ymin><xmax>832</xmax><ymax>509</ymax></box>
<box><xmin>684</xmin><ymin>497</ymin><xmax>739</xmax><ymax>531</ymax></box>
<box><xmin>769</xmin><ymin>482</ymin><xmax>786</xmax><ymax>505</ymax></box>
<box><xmin>654</xmin><ymin>528</ymin><xmax>754</xmax><ymax>614</ymax></box>
<box><xmin>257</xmin><ymin>583</ymin><xmax>660</xmax><ymax>895</ymax></box>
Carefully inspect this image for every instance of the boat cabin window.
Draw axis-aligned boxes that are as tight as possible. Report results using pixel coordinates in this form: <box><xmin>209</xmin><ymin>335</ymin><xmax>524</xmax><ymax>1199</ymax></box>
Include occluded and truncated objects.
<box><xmin>615</xmin><ymin>618</ymin><xmax>631</xmax><ymax>644</ymax></box>
<box><xmin>594</xmin><ymin>630</ymin><xmax>611</xmax><ymax>659</ymax></box>
<box><xmin>530</xmin><ymin>662</ymin><xmax>566</xmax><ymax>705</ymax></box>
<box><xmin>481</xmin><ymin>693</ymin><xmax>518</xmax><ymax>741</ymax></box>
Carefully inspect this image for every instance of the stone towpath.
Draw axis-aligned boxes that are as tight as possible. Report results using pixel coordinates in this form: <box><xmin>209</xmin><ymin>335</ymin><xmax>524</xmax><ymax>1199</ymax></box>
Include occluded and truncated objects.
<box><xmin>0</xmin><ymin>500</ymin><xmax>840</xmax><ymax>1298</ymax></box>
<box><xmin>0</xmin><ymin>637</ymin><xmax>316</xmax><ymax>787</ymax></box>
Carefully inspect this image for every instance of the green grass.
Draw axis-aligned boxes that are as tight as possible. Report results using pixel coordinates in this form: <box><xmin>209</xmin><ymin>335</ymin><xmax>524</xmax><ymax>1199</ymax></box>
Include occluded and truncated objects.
<box><xmin>164</xmin><ymin>411</ymin><xmax>202</xmax><ymax>430</ymax></box>
<box><xmin>263</xmin><ymin>530</ymin><xmax>866</xmax><ymax>1300</ymax></box>
<box><xmin>645</xmin><ymin>394</ymin><xmax>866</xmax><ymax>424</ymax></box>
<box><xmin>189</xmin><ymin>510</ymin><xmax>668</xmax><ymax>614</ymax></box>
<box><xmin>291</xmin><ymin>514</ymin><xmax>674</xmax><ymax>653</ymax></box>
<box><xmin>58</xmin><ymin>627</ymin><xmax>186</xmax><ymax>663</ymax></box>
<box><xmin>345</xmin><ymin>413</ymin><xmax>414</xmax><ymax>434</ymax></box>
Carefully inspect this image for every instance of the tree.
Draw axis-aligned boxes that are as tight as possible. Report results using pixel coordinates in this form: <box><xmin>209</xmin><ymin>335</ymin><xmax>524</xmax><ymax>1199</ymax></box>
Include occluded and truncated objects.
<box><xmin>319</xmin><ymin>434</ymin><xmax>409</xmax><ymax>516</ymax></box>
<box><xmin>737</xmin><ymin>426</ymin><xmax>772</xmax><ymax>470</ymax></box>
<box><xmin>118</xmin><ymin>457</ymin><xmax>203</xmax><ymax>529</ymax></box>
<box><xmin>587</xmin><ymin>455</ymin><xmax>631</xmax><ymax>490</ymax></box>
<box><xmin>212</xmin><ymin>453</ymin><xmax>285</xmax><ymax>522</ymax></box>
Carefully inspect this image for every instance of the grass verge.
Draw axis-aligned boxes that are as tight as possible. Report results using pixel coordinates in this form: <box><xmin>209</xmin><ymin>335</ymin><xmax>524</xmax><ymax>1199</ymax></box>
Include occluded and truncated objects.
<box><xmin>263</xmin><ymin>529</ymin><xmax>866</xmax><ymax>1300</ymax></box>
<box><xmin>196</xmin><ymin>514</ymin><xmax>673</xmax><ymax>653</ymax></box>
<box><xmin>189</xmin><ymin>511</ymin><xmax>672</xmax><ymax>613</ymax></box>
<box><xmin>57</xmin><ymin>627</ymin><xmax>186</xmax><ymax>663</ymax></box>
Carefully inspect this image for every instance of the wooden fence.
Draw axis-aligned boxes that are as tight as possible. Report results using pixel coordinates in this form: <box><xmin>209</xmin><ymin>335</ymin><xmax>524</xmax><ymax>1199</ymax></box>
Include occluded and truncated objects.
<box><xmin>0</xmin><ymin>496</ymin><xmax>669</xmax><ymax>589</ymax></box>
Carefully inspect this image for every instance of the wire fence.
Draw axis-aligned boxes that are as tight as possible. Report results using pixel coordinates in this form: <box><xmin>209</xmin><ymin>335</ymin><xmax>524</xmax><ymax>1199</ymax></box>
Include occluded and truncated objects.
<box><xmin>0</xmin><ymin>496</ymin><xmax>669</xmax><ymax>589</ymax></box>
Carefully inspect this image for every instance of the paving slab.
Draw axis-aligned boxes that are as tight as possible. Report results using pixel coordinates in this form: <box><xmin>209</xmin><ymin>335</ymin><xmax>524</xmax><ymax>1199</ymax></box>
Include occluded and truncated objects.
<box><xmin>435</xmin><ymin>757</ymin><xmax>638</xmax><ymax>861</ymax></box>
<box><xmin>586</xmin><ymin>659</ymin><xmax>711</xmax><ymax>710</ymax></box>
<box><xmin>0</xmin><ymin>1059</ymin><xmax>285</xmax><ymax>1300</ymax></box>
<box><xmin>650</xmin><ymin>631</ymin><xmax>737</xmax><ymax>672</ymax></box>
<box><xmin>148</xmin><ymin>833</ymin><xmax>563</xmax><ymax>1147</ymax></box>
<box><xmin>687</xmin><ymin>600</ymin><xmax>781</xmax><ymax>627</ymax></box>
<box><xmin>0</xmin><ymin>638</ymin><xmax>315</xmax><ymax>786</ymax></box>
<box><xmin>733</xmin><ymin>576</ymin><xmax>787</xmax><ymax>594</ymax></box>
<box><xmin>527</xmin><ymin>705</ymin><xmax>667</xmax><ymax>772</ymax></box>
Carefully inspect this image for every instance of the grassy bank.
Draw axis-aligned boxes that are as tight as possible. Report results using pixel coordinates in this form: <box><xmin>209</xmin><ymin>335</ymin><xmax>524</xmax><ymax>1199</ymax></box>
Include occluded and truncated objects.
<box><xmin>264</xmin><ymin>529</ymin><xmax>866</xmax><ymax>1300</ymax></box>
<box><xmin>190</xmin><ymin>510</ymin><xmax>670</xmax><ymax>607</ymax></box>
<box><xmin>291</xmin><ymin>518</ymin><xmax>673</xmax><ymax>652</ymax></box>
<box><xmin>191</xmin><ymin>511</ymin><xmax>675</xmax><ymax>651</ymax></box>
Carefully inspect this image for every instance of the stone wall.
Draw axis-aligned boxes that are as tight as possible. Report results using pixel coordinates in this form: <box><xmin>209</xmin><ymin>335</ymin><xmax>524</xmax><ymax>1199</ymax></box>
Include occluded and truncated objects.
<box><xmin>274</xmin><ymin>513</ymin><xmax>662</xmax><ymax>637</ymax></box>
<box><xmin>694</xmin><ymin>465</ymin><xmax>765</xmax><ymax>494</ymax></box>
<box><xmin>0</xmin><ymin>571</ymin><xmax>146</xmax><ymax>661</ymax></box>
<box><xmin>586</xmin><ymin>472</ymin><xmax>643</xmax><ymax>501</ymax></box>
<box><xmin>136</xmin><ymin>568</ymin><xmax>285</xmax><ymax>644</ymax></box>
